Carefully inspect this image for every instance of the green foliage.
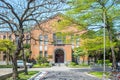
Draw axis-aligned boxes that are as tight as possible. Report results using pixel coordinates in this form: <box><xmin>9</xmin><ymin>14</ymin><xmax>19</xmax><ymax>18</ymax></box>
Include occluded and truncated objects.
<box><xmin>69</xmin><ymin>62</ymin><xmax>77</xmax><ymax>66</ymax></box>
<box><xmin>97</xmin><ymin>60</ymin><xmax>102</xmax><ymax>64</ymax></box>
<box><xmin>81</xmin><ymin>36</ymin><xmax>116</xmax><ymax>52</ymax></box>
<box><xmin>73</xmin><ymin>47</ymin><xmax>86</xmax><ymax>57</ymax></box>
<box><xmin>37</xmin><ymin>56</ymin><xmax>48</xmax><ymax>65</ymax></box>
<box><xmin>89</xmin><ymin>71</ymin><xmax>104</xmax><ymax>78</ymax></box>
<box><xmin>23</xmin><ymin>44</ymin><xmax>30</xmax><ymax>49</ymax></box>
<box><xmin>6</xmin><ymin>71</ymin><xmax>38</xmax><ymax>80</ymax></box>
<box><xmin>97</xmin><ymin>60</ymin><xmax>110</xmax><ymax>66</ymax></box>
<box><xmin>89</xmin><ymin>71</ymin><xmax>110</xmax><ymax>79</ymax></box>
<box><xmin>33</xmin><ymin>63</ymin><xmax>50</xmax><ymax>68</ymax></box>
<box><xmin>0</xmin><ymin>39</ymin><xmax>16</xmax><ymax>54</ymax></box>
<box><xmin>68</xmin><ymin>62</ymin><xmax>90</xmax><ymax>68</ymax></box>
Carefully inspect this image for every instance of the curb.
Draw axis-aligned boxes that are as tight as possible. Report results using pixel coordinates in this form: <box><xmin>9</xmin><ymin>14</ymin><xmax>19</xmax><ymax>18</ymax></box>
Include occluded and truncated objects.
<box><xmin>28</xmin><ymin>71</ymin><xmax>48</xmax><ymax>80</ymax></box>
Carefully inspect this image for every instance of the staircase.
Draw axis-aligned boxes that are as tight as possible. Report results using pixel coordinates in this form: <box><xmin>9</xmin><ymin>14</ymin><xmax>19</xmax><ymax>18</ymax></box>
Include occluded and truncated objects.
<box><xmin>54</xmin><ymin>63</ymin><xmax>66</xmax><ymax>67</ymax></box>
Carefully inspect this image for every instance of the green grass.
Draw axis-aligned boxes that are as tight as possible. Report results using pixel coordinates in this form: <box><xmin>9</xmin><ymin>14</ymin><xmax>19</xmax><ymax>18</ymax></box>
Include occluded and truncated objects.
<box><xmin>89</xmin><ymin>71</ymin><xmax>103</xmax><ymax>78</ymax></box>
<box><xmin>88</xmin><ymin>71</ymin><xmax>109</xmax><ymax>79</ymax></box>
<box><xmin>18</xmin><ymin>71</ymin><xmax>38</xmax><ymax>80</ymax></box>
<box><xmin>6</xmin><ymin>71</ymin><xmax>39</xmax><ymax>80</ymax></box>
<box><xmin>0</xmin><ymin>65</ymin><xmax>12</xmax><ymax>68</ymax></box>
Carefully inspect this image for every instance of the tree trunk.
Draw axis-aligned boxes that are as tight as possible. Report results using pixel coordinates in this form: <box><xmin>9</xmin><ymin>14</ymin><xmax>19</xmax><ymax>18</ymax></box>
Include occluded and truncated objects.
<box><xmin>107</xmin><ymin>29</ymin><xmax>116</xmax><ymax>70</ymax></box>
<box><xmin>6</xmin><ymin>51</ymin><xmax>9</xmax><ymax>65</ymax></box>
<box><xmin>118</xmin><ymin>47</ymin><xmax>120</xmax><ymax>60</ymax></box>
<box><xmin>12</xmin><ymin>34</ymin><xmax>22</xmax><ymax>80</ymax></box>
<box><xmin>22</xmin><ymin>42</ymin><xmax>28</xmax><ymax>75</ymax></box>
<box><xmin>12</xmin><ymin>52</ymin><xmax>18</xmax><ymax>80</ymax></box>
<box><xmin>82</xmin><ymin>56</ymin><xmax>85</xmax><ymax>64</ymax></box>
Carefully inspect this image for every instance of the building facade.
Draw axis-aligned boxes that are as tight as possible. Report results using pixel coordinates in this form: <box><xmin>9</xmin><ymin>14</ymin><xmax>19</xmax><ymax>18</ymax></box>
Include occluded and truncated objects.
<box><xmin>0</xmin><ymin>14</ymin><xmax>86</xmax><ymax>64</ymax></box>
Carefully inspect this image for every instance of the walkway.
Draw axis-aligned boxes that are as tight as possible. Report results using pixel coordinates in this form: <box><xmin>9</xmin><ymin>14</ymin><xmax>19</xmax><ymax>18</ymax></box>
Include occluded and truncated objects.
<box><xmin>0</xmin><ymin>68</ymin><xmax>23</xmax><ymax>76</ymax></box>
<box><xmin>28</xmin><ymin>65</ymin><xmax>100</xmax><ymax>80</ymax></box>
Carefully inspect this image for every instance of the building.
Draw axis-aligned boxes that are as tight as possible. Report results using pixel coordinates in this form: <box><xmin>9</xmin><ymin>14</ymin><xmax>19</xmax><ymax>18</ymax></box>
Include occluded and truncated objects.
<box><xmin>0</xmin><ymin>13</ymin><xmax>87</xmax><ymax>64</ymax></box>
<box><xmin>30</xmin><ymin>13</ymin><xmax>86</xmax><ymax>64</ymax></box>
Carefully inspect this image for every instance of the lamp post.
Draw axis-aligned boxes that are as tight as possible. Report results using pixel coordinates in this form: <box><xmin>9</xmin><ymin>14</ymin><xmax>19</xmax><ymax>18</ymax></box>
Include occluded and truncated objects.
<box><xmin>102</xmin><ymin>9</ymin><xmax>106</xmax><ymax>80</ymax></box>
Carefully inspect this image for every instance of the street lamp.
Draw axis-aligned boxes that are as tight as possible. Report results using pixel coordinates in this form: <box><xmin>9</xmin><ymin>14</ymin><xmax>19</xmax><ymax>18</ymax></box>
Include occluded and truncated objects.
<box><xmin>102</xmin><ymin>10</ymin><xmax>106</xmax><ymax>80</ymax></box>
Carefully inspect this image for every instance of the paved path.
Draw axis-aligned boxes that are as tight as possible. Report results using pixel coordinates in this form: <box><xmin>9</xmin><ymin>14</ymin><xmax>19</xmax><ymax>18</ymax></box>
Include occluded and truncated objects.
<box><xmin>0</xmin><ymin>68</ymin><xmax>23</xmax><ymax>76</ymax></box>
<box><xmin>41</xmin><ymin>71</ymin><xmax>99</xmax><ymax>80</ymax></box>
<box><xmin>28</xmin><ymin>66</ymin><xmax>100</xmax><ymax>80</ymax></box>
<box><xmin>0</xmin><ymin>66</ymin><xmax>101</xmax><ymax>80</ymax></box>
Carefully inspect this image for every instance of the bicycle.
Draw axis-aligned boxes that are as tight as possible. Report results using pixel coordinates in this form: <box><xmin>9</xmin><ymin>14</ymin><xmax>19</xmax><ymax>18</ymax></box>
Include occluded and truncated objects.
<box><xmin>107</xmin><ymin>71</ymin><xmax>120</xmax><ymax>80</ymax></box>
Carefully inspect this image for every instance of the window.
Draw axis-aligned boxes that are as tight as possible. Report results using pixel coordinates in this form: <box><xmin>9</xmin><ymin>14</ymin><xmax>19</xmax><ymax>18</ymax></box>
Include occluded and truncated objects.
<box><xmin>26</xmin><ymin>35</ymin><xmax>29</xmax><ymax>44</ymax></box>
<box><xmin>53</xmin><ymin>33</ymin><xmax>64</xmax><ymax>44</ymax></box>
<box><xmin>39</xmin><ymin>35</ymin><xmax>43</xmax><ymax>45</ymax></box>
<box><xmin>44</xmin><ymin>35</ymin><xmax>48</xmax><ymax>45</ymax></box>
<box><xmin>44</xmin><ymin>46</ymin><xmax>47</xmax><ymax>51</ymax></box>
<box><xmin>3</xmin><ymin>35</ymin><xmax>6</xmax><ymax>39</ymax></box>
<box><xmin>76</xmin><ymin>38</ymin><xmax>80</xmax><ymax>45</ymax></box>
<box><xmin>8</xmin><ymin>35</ymin><xmax>11</xmax><ymax>40</ymax></box>
<box><xmin>56</xmin><ymin>35</ymin><xmax>63</xmax><ymax>44</ymax></box>
<box><xmin>40</xmin><ymin>46</ymin><xmax>42</xmax><ymax>51</ymax></box>
<box><xmin>71</xmin><ymin>35</ymin><xmax>74</xmax><ymax>45</ymax></box>
<box><xmin>44</xmin><ymin>51</ymin><xmax>47</xmax><ymax>57</ymax></box>
<box><xmin>39</xmin><ymin>51</ymin><xmax>42</xmax><ymax>56</ymax></box>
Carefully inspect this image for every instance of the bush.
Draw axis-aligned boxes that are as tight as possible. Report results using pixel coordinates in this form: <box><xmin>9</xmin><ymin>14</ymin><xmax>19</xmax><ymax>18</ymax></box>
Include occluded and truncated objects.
<box><xmin>97</xmin><ymin>60</ymin><xmax>102</xmax><ymax>64</ymax></box>
<box><xmin>33</xmin><ymin>63</ymin><xmax>50</xmax><ymax>68</ymax></box>
<box><xmin>79</xmin><ymin>63</ymin><xmax>88</xmax><ymax>66</ymax></box>
<box><xmin>37</xmin><ymin>56</ymin><xmax>48</xmax><ymax>65</ymax></box>
<box><xmin>105</xmin><ymin>60</ymin><xmax>110</xmax><ymax>65</ymax></box>
<box><xmin>69</xmin><ymin>62</ymin><xmax>77</xmax><ymax>66</ymax></box>
<box><xmin>97</xmin><ymin>60</ymin><xmax>110</xmax><ymax>66</ymax></box>
<box><xmin>43</xmin><ymin>63</ymin><xmax>49</xmax><ymax>66</ymax></box>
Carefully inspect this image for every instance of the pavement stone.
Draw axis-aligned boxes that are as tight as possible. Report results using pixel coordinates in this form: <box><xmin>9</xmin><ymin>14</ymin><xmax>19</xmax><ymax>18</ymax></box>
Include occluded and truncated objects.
<box><xmin>28</xmin><ymin>65</ymin><xmax>100</xmax><ymax>80</ymax></box>
<box><xmin>33</xmin><ymin>71</ymin><xmax>100</xmax><ymax>80</ymax></box>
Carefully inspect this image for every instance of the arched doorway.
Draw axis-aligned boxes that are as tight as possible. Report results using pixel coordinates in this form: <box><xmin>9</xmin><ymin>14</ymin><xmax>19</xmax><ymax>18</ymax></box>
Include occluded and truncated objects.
<box><xmin>55</xmin><ymin>49</ymin><xmax>64</xmax><ymax>63</ymax></box>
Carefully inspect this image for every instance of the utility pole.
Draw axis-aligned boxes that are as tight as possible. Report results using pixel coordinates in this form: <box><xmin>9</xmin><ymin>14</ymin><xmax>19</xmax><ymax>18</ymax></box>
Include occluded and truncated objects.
<box><xmin>102</xmin><ymin>8</ymin><xmax>106</xmax><ymax>80</ymax></box>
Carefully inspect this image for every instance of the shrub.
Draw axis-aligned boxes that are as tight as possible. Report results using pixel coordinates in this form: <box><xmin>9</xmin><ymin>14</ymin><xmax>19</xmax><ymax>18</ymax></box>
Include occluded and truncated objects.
<box><xmin>33</xmin><ymin>63</ymin><xmax>50</xmax><ymax>68</ymax></box>
<box><xmin>105</xmin><ymin>60</ymin><xmax>110</xmax><ymax>65</ymax></box>
<box><xmin>97</xmin><ymin>60</ymin><xmax>102</xmax><ymax>64</ymax></box>
<box><xmin>43</xmin><ymin>63</ymin><xmax>49</xmax><ymax>66</ymax></box>
<box><xmin>37</xmin><ymin>56</ymin><xmax>48</xmax><ymax>65</ymax></box>
<box><xmin>69</xmin><ymin>62</ymin><xmax>77</xmax><ymax>66</ymax></box>
<box><xmin>97</xmin><ymin>60</ymin><xmax>110</xmax><ymax>65</ymax></box>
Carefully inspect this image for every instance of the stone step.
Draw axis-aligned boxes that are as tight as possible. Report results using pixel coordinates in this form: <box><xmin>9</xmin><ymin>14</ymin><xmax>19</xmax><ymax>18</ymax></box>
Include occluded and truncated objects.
<box><xmin>54</xmin><ymin>63</ymin><xmax>66</xmax><ymax>66</ymax></box>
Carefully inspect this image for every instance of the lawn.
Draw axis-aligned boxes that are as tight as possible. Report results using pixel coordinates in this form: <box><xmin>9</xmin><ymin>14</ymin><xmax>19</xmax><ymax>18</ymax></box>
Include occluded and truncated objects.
<box><xmin>6</xmin><ymin>71</ymin><xmax>39</xmax><ymax>80</ymax></box>
<box><xmin>0</xmin><ymin>65</ymin><xmax>12</xmax><ymax>68</ymax></box>
<box><xmin>88</xmin><ymin>71</ymin><xmax>109</xmax><ymax>79</ymax></box>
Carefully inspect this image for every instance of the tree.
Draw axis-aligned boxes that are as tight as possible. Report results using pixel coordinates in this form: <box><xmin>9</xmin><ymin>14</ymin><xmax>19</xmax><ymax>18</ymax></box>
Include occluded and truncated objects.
<box><xmin>0</xmin><ymin>39</ymin><xmax>16</xmax><ymax>65</ymax></box>
<box><xmin>73</xmin><ymin>47</ymin><xmax>87</xmax><ymax>64</ymax></box>
<box><xmin>67</xmin><ymin>0</ymin><xmax>120</xmax><ymax>70</ymax></box>
<box><xmin>0</xmin><ymin>0</ymin><xmax>68</xmax><ymax>79</ymax></box>
<box><xmin>23</xmin><ymin>43</ymin><xmax>31</xmax><ymax>75</ymax></box>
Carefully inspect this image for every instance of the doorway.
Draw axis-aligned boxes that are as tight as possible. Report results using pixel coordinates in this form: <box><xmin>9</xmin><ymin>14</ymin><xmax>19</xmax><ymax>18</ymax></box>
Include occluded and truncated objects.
<box><xmin>55</xmin><ymin>49</ymin><xmax>64</xmax><ymax>63</ymax></box>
